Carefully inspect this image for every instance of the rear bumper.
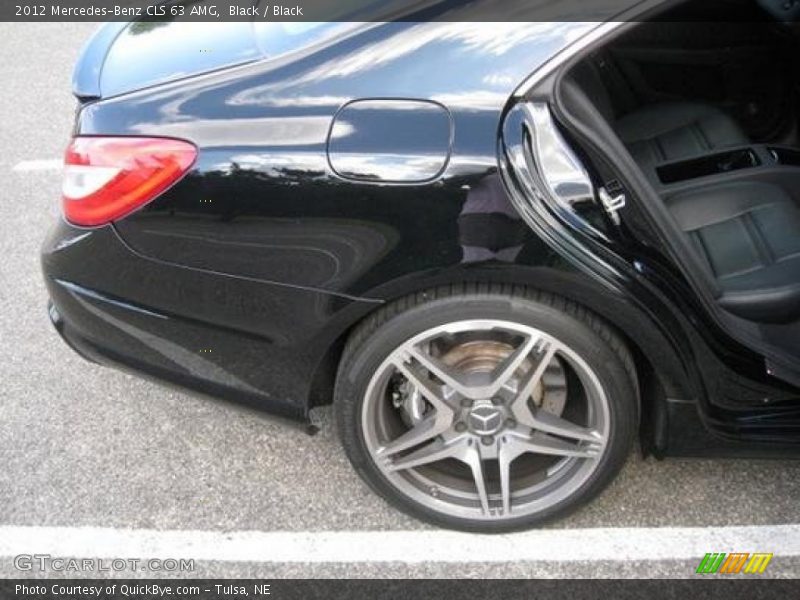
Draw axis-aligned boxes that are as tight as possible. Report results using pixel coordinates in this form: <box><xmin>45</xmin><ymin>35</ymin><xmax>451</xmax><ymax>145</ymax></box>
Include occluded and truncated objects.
<box><xmin>45</xmin><ymin>289</ymin><xmax>313</xmax><ymax>435</ymax></box>
<box><xmin>47</xmin><ymin>300</ymin><xmax>100</xmax><ymax>365</ymax></box>
<box><xmin>41</xmin><ymin>219</ymin><xmax>317</xmax><ymax>426</ymax></box>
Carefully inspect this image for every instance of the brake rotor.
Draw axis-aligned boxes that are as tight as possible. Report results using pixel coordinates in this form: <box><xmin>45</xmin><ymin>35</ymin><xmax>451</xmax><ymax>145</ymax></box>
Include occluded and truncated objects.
<box><xmin>397</xmin><ymin>339</ymin><xmax>567</xmax><ymax>426</ymax></box>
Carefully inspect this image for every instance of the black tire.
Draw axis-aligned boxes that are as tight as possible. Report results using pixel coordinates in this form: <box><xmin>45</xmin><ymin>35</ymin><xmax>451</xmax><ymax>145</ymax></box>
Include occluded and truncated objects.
<box><xmin>334</xmin><ymin>284</ymin><xmax>638</xmax><ymax>532</ymax></box>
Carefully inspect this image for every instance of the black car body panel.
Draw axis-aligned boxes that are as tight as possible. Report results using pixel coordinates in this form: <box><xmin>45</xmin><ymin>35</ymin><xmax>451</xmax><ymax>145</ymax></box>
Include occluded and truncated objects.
<box><xmin>43</xmin><ymin>8</ymin><xmax>800</xmax><ymax>457</ymax></box>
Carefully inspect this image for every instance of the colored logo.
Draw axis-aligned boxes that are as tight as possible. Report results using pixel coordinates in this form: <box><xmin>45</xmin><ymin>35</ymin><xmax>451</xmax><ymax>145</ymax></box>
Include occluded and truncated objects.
<box><xmin>696</xmin><ymin>552</ymin><xmax>773</xmax><ymax>574</ymax></box>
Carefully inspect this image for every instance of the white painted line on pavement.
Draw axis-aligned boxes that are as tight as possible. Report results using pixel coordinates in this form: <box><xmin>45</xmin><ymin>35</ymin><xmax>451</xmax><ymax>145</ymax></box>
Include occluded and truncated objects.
<box><xmin>12</xmin><ymin>159</ymin><xmax>62</xmax><ymax>172</ymax></box>
<box><xmin>0</xmin><ymin>524</ymin><xmax>797</xmax><ymax>563</ymax></box>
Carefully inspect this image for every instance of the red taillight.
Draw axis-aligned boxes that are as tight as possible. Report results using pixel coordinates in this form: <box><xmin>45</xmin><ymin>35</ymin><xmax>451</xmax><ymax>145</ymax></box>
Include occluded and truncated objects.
<box><xmin>62</xmin><ymin>136</ymin><xmax>197</xmax><ymax>227</ymax></box>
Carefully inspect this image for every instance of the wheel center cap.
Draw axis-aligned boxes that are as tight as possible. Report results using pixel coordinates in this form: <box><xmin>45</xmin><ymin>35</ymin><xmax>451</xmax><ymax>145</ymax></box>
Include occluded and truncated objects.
<box><xmin>467</xmin><ymin>402</ymin><xmax>505</xmax><ymax>436</ymax></box>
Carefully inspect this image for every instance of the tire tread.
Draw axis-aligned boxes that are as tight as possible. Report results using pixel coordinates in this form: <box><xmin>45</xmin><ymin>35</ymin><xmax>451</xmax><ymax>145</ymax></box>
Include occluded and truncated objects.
<box><xmin>338</xmin><ymin>283</ymin><xmax>637</xmax><ymax>396</ymax></box>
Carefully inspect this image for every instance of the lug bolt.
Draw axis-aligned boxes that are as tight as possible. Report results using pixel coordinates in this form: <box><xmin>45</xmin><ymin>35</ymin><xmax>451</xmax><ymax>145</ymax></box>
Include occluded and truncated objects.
<box><xmin>455</xmin><ymin>422</ymin><xmax>467</xmax><ymax>433</ymax></box>
<box><xmin>481</xmin><ymin>435</ymin><xmax>494</xmax><ymax>446</ymax></box>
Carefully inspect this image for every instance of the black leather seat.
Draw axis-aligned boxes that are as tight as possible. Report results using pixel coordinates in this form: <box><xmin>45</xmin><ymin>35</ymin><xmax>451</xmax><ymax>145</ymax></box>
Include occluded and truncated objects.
<box><xmin>565</xmin><ymin>62</ymin><xmax>799</xmax><ymax>323</ymax></box>
<box><xmin>615</xmin><ymin>102</ymin><xmax>749</xmax><ymax>169</ymax></box>
<box><xmin>665</xmin><ymin>182</ymin><xmax>800</xmax><ymax>322</ymax></box>
<box><xmin>570</xmin><ymin>62</ymin><xmax>749</xmax><ymax>169</ymax></box>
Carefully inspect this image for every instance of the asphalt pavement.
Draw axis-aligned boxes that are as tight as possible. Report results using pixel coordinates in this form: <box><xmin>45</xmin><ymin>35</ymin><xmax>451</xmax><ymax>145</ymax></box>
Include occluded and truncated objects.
<box><xmin>0</xmin><ymin>22</ymin><xmax>799</xmax><ymax>580</ymax></box>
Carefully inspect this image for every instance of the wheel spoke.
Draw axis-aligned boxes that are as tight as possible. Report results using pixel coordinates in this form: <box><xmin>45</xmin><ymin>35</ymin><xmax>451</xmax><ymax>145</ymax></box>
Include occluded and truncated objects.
<box><xmin>497</xmin><ymin>428</ymin><xmax>597</xmax><ymax>516</ymax></box>
<box><xmin>519</xmin><ymin>431</ymin><xmax>600</xmax><ymax>458</ymax></box>
<box><xmin>405</xmin><ymin>346</ymin><xmax>477</xmax><ymax>399</ymax></box>
<box><xmin>392</xmin><ymin>358</ymin><xmax>454</xmax><ymax>413</ymax></box>
<box><xmin>386</xmin><ymin>438</ymin><xmax>464</xmax><ymax>472</ymax></box>
<box><xmin>498</xmin><ymin>441</ymin><xmax>519</xmax><ymax>515</ymax></box>
<box><xmin>377</xmin><ymin>415</ymin><xmax>449</xmax><ymax>458</ymax></box>
<box><xmin>388</xmin><ymin>438</ymin><xmax>494</xmax><ymax>515</ymax></box>
<box><xmin>509</xmin><ymin>342</ymin><xmax>556</xmax><ymax>426</ymax></box>
<box><xmin>484</xmin><ymin>334</ymin><xmax>539</xmax><ymax>398</ymax></box>
<box><xmin>380</xmin><ymin>359</ymin><xmax>457</xmax><ymax>458</ymax></box>
<box><xmin>526</xmin><ymin>410</ymin><xmax>602</xmax><ymax>443</ymax></box>
<box><xmin>464</xmin><ymin>445</ymin><xmax>491</xmax><ymax>515</ymax></box>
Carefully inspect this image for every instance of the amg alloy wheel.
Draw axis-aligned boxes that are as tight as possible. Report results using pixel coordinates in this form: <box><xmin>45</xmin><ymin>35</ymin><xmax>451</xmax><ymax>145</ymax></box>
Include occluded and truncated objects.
<box><xmin>335</xmin><ymin>286</ymin><xmax>637</xmax><ymax>532</ymax></box>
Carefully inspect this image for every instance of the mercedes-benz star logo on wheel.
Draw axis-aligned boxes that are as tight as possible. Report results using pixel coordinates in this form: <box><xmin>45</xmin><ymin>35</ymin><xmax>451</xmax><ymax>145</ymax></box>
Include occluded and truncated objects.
<box><xmin>468</xmin><ymin>405</ymin><xmax>504</xmax><ymax>436</ymax></box>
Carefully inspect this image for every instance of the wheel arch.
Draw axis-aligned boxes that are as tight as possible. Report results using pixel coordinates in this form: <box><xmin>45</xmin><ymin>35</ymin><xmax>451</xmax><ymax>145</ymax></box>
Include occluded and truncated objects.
<box><xmin>307</xmin><ymin>267</ymin><xmax>698</xmax><ymax>453</ymax></box>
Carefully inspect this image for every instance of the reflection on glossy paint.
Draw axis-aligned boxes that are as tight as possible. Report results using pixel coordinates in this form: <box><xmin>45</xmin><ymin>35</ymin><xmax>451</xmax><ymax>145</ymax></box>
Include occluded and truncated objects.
<box><xmin>328</xmin><ymin>154</ymin><xmax>448</xmax><ymax>182</ymax></box>
<box><xmin>252</xmin><ymin>22</ymin><xmax>369</xmax><ymax>58</ymax></box>
<box><xmin>229</xmin><ymin>22</ymin><xmax>594</xmax><ymax>107</ymax></box>
<box><xmin>526</xmin><ymin>103</ymin><xmax>605</xmax><ymax>238</ymax></box>
<box><xmin>459</xmin><ymin>174</ymin><xmax>529</xmax><ymax>263</ymax></box>
<box><xmin>131</xmin><ymin>116</ymin><xmax>334</xmax><ymax>148</ymax></box>
<box><xmin>216</xmin><ymin>153</ymin><xmax>329</xmax><ymax>179</ymax></box>
<box><xmin>529</xmin><ymin>103</ymin><xmax>595</xmax><ymax>204</ymax></box>
<box><xmin>431</xmin><ymin>91</ymin><xmax>512</xmax><ymax>111</ymax></box>
<box><xmin>102</xmin><ymin>22</ymin><xmax>261</xmax><ymax>97</ymax></box>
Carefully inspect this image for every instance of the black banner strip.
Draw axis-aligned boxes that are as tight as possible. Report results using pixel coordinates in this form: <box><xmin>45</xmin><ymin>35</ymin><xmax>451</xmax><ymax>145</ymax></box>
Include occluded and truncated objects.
<box><xmin>2</xmin><ymin>0</ymin><xmax>794</xmax><ymax>22</ymax></box>
<box><xmin>1</xmin><ymin>579</ymin><xmax>800</xmax><ymax>600</ymax></box>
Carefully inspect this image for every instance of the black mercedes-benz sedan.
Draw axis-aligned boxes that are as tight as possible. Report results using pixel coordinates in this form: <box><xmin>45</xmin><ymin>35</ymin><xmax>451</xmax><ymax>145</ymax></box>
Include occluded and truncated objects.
<box><xmin>42</xmin><ymin>0</ymin><xmax>800</xmax><ymax>532</ymax></box>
